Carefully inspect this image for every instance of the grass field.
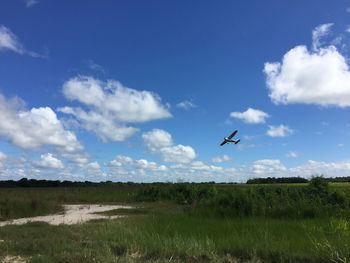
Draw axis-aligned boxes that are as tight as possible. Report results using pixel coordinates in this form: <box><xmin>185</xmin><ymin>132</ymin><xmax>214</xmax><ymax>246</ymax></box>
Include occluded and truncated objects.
<box><xmin>0</xmin><ymin>180</ymin><xmax>350</xmax><ymax>262</ymax></box>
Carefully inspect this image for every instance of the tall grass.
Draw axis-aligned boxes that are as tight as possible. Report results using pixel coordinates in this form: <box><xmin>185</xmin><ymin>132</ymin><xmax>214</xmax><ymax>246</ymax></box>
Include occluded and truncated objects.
<box><xmin>1</xmin><ymin>213</ymin><xmax>347</xmax><ymax>262</ymax></box>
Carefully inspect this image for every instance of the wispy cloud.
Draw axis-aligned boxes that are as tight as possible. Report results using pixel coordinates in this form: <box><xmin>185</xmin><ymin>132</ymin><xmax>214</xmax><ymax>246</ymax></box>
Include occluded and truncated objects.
<box><xmin>85</xmin><ymin>59</ymin><xmax>106</xmax><ymax>74</ymax></box>
<box><xmin>176</xmin><ymin>100</ymin><xmax>197</xmax><ymax>110</ymax></box>
<box><xmin>0</xmin><ymin>25</ymin><xmax>46</xmax><ymax>58</ymax></box>
<box><xmin>312</xmin><ymin>23</ymin><xmax>333</xmax><ymax>51</ymax></box>
<box><xmin>286</xmin><ymin>151</ymin><xmax>298</xmax><ymax>158</ymax></box>
<box><xmin>25</xmin><ymin>0</ymin><xmax>39</xmax><ymax>8</ymax></box>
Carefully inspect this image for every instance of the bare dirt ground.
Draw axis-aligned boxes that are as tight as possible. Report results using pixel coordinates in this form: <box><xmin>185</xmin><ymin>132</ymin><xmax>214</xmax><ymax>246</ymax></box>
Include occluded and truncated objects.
<box><xmin>0</xmin><ymin>204</ymin><xmax>133</xmax><ymax>226</ymax></box>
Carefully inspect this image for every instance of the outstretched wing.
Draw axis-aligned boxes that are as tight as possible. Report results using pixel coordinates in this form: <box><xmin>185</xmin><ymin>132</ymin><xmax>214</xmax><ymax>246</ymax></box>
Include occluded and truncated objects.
<box><xmin>228</xmin><ymin>130</ymin><xmax>238</xmax><ymax>139</ymax></box>
<box><xmin>220</xmin><ymin>140</ymin><xmax>227</xmax><ymax>146</ymax></box>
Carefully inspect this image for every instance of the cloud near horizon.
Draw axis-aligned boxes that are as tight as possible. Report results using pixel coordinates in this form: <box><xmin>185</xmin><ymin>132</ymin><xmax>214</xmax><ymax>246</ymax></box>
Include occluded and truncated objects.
<box><xmin>0</xmin><ymin>94</ymin><xmax>83</xmax><ymax>153</ymax></box>
<box><xmin>142</xmin><ymin>129</ymin><xmax>196</xmax><ymax>164</ymax></box>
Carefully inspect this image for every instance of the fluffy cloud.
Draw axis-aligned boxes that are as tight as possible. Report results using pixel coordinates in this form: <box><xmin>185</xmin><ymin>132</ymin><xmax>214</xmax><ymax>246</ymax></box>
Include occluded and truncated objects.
<box><xmin>264</xmin><ymin>24</ymin><xmax>350</xmax><ymax>107</ymax></box>
<box><xmin>0</xmin><ymin>25</ymin><xmax>43</xmax><ymax>57</ymax></box>
<box><xmin>230</xmin><ymin>108</ymin><xmax>269</xmax><ymax>124</ymax></box>
<box><xmin>0</xmin><ymin>94</ymin><xmax>83</xmax><ymax>153</ymax></box>
<box><xmin>252</xmin><ymin>159</ymin><xmax>287</xmax><ymax>175</ymax></box>
<box><xmin>290</xmin><ymin>160</ymin><xmax>350</xmax><ymax>177</ymax></box>
<box><xmin>212</xmin><ymin>155</ymin><xmax>232</xmax><ymax>163</ymax></box>
<box><xmin>58</xmin><ymin>107</ymin><xmax>138</xmax><ymax>142</ymax></box>
<box><xmin>109</xmin><ymin>155</ymin><xmax>168</xmax><ymax>178</ymax></box>
<box><xmin>142</xmin><ymin>129</ymin><xmax>196</xmax><ymax>163</ymax></box>
<box><xmin>142</xmin><ymin>128</ymin><xmax>173</xmax><ymax>151</ymax></box>
<box><xmin>34</xmin><ymin>153</ymin><xmax>64</xmax><ymax>169</ymax></box>
<box><xmin>266</xmin><ymin>125</ymin><xmax>293</xmax><ymax>137</ymax></box>
<box><xmin>176</xmin><ymin>100</ymin><xmax>197</xmax><ymax>110</ymax></box>
<box><xmin>59</xmin><ymin>76</ymin><xmax>171</xmax><ymax>141</ymax></box>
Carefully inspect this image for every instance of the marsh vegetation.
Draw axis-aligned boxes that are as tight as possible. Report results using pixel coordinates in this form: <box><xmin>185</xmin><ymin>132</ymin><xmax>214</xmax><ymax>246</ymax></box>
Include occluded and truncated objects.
<box><xmin>0</xmin><ymin>177</ymin><xmax>350</xmax><ymax>262</ymax></box>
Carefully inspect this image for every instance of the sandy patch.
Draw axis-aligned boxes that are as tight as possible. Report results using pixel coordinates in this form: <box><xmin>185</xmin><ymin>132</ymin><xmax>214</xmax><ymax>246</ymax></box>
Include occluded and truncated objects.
<box><xmin>0</xmin><ymin>204</ymin><xmax>133</xmax><ymax>227</ymax></box>
<box><xmin>1</xmin><ymin>255</ymin><xmax>28</xmax><ymax>263</ymax></box>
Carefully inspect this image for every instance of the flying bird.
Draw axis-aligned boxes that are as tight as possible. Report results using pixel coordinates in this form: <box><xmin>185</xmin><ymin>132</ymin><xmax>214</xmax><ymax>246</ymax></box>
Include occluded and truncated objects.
<box><xmin>220</xmin><ymin>130</ymin><xmax>240</xmax><ymax>146</ymax></box>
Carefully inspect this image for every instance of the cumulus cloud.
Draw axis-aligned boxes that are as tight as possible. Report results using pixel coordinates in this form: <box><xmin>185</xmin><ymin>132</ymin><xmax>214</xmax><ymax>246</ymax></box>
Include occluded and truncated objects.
<box><xmin>108</xmin><ymin>155</ymin><xmax>237</xmax><ymax>182</ymax></box>
<box><xmin>142</xmin><ymin>128</ymin><xmax>173</xmax><ymax>151</ymax></box>
<box><xmin>212</xmin><ymin>155</ymin><xmax>232</xmax><ymax>163</ymax></box>
<box><xmin>252</xmin><ymin>159</ymin><xmax>287</xmax><ymax>175</ymax></box>
<box><xmin>59</xmin><ymin>76</ymin><xmax>171</xmax><ymax>142</ymax></box>
<box><xmin>142</xmin><ymin>129</ymin><xmax>196</xmax><ymax>163</ymax></box>
<box><xmin>34</xmin><ymin>153</ymin><xmax>64</xmax><ymax>169</ymax></box>
<box><xmin>87</xmin><ymin>161</ymin><xmax>100</xmax><ymax>170</ymax></box>
<box><xmin>109</xmin><ymin>155</ymin><xmax>168</xmax><ymax>178</ymax></box>
<box><xmin>266</xmin><ymin>125</ymin><xmax>293</xmax><ymax>137</ymax></box>
<box><xmin>0</xmin><ymin>25</ymin><xmax>44</xmax><ymax>58</ymax></box>
<box><xmin>264</xmin><ymin>23</ymin><xmax>350</xmax><ymax>108</ymax></box>
<box><xmin>290</xmin><ymin>160</ymin><xmax>350</xmax><ymax>178</ymax></box>
<box><xmin>176</xmin><ymin>100</ymin><xmax>197</xmax><ymax>110</ymax></box>
<box><xmin>230</xmin><ymin>108</ymin><xmax>269</xmax><ymax>124</ymax></box>
<box><xmin>0</xmin><ymin>94</ymin><xmax>83</xmax><ymax>152</ymax></box>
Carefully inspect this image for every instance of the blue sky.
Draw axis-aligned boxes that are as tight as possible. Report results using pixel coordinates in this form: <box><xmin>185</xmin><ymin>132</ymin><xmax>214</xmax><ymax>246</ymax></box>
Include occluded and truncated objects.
<box><xmin>0</xmin><ymin>0</ymin><xmax>349</xmax><ymax>182</ymax></box>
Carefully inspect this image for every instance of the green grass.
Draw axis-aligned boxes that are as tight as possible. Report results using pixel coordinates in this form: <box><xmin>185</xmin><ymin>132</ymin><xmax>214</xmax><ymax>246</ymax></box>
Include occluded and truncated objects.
<box><xmin>1</xmin><ymin>213</ymin><xmax>349</xmax><ymax>262</ymax></box>
<box><xmin>1</xmin><ymin>181</ymin><xmax>350</xmax><ymax>262</ymax></box>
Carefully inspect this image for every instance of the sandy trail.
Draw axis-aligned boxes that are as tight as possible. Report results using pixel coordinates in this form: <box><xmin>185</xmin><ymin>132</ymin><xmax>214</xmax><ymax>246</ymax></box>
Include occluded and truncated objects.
<box><xmin>0</xmin><ymin>204</ymin><xmax>133</xmax><ymax>226</ymax></box>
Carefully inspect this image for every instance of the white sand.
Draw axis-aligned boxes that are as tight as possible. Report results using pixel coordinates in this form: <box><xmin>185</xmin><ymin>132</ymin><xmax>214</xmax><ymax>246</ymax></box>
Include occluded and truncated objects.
<box><xmin>0</xmin><ymin>204</ymin><xmax>133</xmax><ymax>227</ymax></box>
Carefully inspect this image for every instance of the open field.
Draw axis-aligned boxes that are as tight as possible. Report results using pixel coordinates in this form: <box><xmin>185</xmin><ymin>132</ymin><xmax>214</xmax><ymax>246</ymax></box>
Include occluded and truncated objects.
<box><xmin>1</xmin><ymin>180</ymin><xmax>350</xmax><ymax>262</ymax></box>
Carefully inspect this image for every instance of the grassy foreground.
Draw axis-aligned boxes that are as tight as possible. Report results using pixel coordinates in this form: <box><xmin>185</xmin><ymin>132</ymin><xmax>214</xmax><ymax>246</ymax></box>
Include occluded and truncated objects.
<box><xmin>0</xmin><ymin>180</ymin><xmax>350</xmax><ymax>262</ymax></box>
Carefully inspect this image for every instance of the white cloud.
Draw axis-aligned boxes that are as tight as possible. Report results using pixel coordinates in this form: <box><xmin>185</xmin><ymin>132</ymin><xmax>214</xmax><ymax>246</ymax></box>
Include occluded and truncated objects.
<box><xmin>176</xmin><ymin>100</ymin><xmax>197</xmax><ymax>110</ymax></box>
<box><xmin>142</xmin><ymin>129</ymin><xmax>196</xmax><ymax>163</ymax></box>
<box><xmin>34</xmin><ymin>153</ymin><xmax>64</xmax><ymax>169</ymax></box>
<box><xmin>312</xmin><ymin>23</ymin><xmax>333</xmax><ymax>51</ymax></box>
<box><xmin>0</xmin><ymin>94</ymin><xmax>83</xmax><ymax>153</ymax></box>
<box><xmin>252</xmin><ymin>159</ymin><xmax>287</xmax><ymax>175</ymax></box>
<box><xmin>58</xmin><ymin>107</ymin><xmax>138</xmax><ymax>142</ymax></box>
<box><xmin>0</xmin><ymin>25</ymin><xmax>44</xmax><ymax>58</ymax></box>
<box><xmin>230</xmin><ymin>108</ymin><xmax>269</xmax><ymax>124</ymax></box>
<box><xmin>286</xmin><ymin>151</ymin><xmax>298</xmax><ymax>158</ymax></box>
<box><xmin>160</xmin><ymin>145</ymin><xmax>196</xmax><ymax>163</ymax></box>
<box><xmin>266</xmin><ymin>125</ymin><xmax>293</xmax><ymax>137</ymax></box>
<box><xmin>142</xmin><ymin>128</ymin><xmax>173</xmax><ymax>151</ymax></box>
<box><xmin>0</xmin><ymin>25</ymin><xmax>25</xmax><ymax>54</ymax></box>
<box><xmin>290</xmin><ymin>160</ymin><xmax>350</xmax><ymax>178</ymax></box>
<box><xmin>59</xmin><ymin>76</ymin><xmax>171</xmax><ymax>141</ymax></box>
<box><xmin>264</xmin><ymin>24</ymin><xmax>350</xmax><ymax>108</ymax></box>
<box><xmin>86</xmin><ymin>161</ymin><xmax>101</xmax><ymax>170</ymax></box>
<box><xmin>212</xmin><ymin>155</ymin><xmax>232</xmax><ymax>163</ymax></box>
<box><xmin>109</xmin><ymin>155</ymin><xmax>168</xmax><ymax>178</ymax></box>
